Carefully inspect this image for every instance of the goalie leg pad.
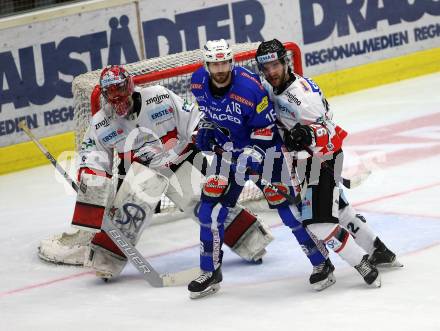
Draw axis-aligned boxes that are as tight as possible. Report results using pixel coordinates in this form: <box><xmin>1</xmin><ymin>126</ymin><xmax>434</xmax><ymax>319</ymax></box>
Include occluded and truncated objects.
<box><xmin>89</xmin><ymin>162</ymin><xmax>168</xmax><ymax>278</ymax></box>
<box><xmin>224</xmin><ymin>208</ymin><xmax>274</xmax><ymax>262</ymax></box>
<box><xmin>72</xmin><ymin>173</ymin><xmax>114</xmax><ymax>231</ymax></box>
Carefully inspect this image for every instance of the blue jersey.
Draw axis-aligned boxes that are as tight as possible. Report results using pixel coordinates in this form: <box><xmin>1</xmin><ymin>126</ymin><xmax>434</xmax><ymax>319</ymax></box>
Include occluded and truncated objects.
<box><xmin>191</xmin><ymin>66</ymin><xmax>278</xmax><ymax>151</ymax></box>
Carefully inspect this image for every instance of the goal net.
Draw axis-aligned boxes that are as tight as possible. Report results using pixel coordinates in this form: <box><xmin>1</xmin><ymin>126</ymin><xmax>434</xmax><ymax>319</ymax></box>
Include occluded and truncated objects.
<box><xmin>72</xmin><ymin>41</ymin><xmax>303</xmax><ymax>219</ymax></box>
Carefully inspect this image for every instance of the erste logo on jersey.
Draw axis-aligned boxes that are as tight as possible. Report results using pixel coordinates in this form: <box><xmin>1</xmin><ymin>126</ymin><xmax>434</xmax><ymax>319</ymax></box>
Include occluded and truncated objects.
<box><xmin>100</xmin><ymin>128</ymin><xmax>125</xmax><ymax>145</ymax></box>
<box><xmin>146</xmin><ymin>93</ymin><xmax>170</xmax><ymax>105</ymax></box>
<box><xmin>150</xmin><ymin>106</ymin><xmax>174</xmax><ymax>121</ymax></box>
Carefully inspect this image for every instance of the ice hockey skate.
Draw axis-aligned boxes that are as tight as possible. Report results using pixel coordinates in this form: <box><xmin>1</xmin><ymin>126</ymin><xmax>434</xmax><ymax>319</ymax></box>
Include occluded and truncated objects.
<box><xmin>369</xmin><ymin>238</ymin><xmax>403</xmax><ymax>268</ymax></box>
<box><xmin>38</xmin><ymin>229</ymin><xmax>93</xmax><ymax>266</ymax></box>
<box><xmin>355</xmin><ymin>255</ymin><xmax>381</xmax><ymax>287</ymax></box>
<box><xmin>188</xmin><ymin>267</ymin><xmax>223</xmax><ymax>299</ymax></box>
<box><xmin>309</xmin><ymin>258</ymin><xmax>336</xmax><ymax>291</ymax></box>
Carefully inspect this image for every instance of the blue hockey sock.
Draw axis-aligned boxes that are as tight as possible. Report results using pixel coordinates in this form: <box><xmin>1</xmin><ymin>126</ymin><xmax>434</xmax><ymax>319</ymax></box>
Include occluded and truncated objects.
<box><xmin>277</xmin><ymin>206</ymin><xmax>327</xmax><ymax>266</ymax></box>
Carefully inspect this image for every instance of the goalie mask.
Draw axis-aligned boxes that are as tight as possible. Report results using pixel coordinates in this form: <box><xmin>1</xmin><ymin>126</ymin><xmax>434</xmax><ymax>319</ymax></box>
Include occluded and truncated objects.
<box><xmin>100</xmin><ymin>65</ymin><xmax>134</xmax><ymax>117</ymax></box>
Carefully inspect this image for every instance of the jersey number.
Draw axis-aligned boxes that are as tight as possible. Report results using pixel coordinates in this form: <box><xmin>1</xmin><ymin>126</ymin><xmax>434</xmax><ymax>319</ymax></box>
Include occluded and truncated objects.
<box><xmin>347</xmin><ymin>222</ymin><xmax>360</xmax><ymax>234</ymax></box>
<box><xmin>265</xmin><ymin>109</ymin><xmax>276</xmax><ymax>122</ymax></box>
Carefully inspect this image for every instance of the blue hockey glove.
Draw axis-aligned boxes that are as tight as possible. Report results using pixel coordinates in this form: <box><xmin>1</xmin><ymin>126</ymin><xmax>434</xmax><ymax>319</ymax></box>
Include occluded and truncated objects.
<box><xmin>285</xmin><ymin>123</ymin><xmax>314</xmax><ymax>152</ymax></box>
<box><xmin>196</xmin><ymin>120</ymin><xmax>216</xmax><ymax>152</ymax></box>
<box><xmin>236</xmin><ymin>145</ymin><xmax>265</xmax><ymax>174</ymax></box>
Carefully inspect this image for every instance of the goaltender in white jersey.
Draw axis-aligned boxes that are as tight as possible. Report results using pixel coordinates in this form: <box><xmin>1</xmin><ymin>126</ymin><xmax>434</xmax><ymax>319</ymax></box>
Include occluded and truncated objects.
<box><xmin>38</xmin><ymin>65</ymin><xmax>273</xmax><ymax>279</ymax></box>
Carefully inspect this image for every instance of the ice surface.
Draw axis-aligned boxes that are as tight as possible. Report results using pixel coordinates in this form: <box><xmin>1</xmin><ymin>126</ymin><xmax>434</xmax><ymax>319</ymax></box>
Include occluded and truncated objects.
<box><xmin>1</xmin><ymin>73</ymin><xmax>439</xmax><ymax>331</ymax></box>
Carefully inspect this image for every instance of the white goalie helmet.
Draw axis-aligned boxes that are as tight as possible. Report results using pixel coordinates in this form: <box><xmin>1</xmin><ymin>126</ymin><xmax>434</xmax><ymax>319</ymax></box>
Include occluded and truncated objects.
<box><xmin>203</xmin><ymin>39</ymin><xmax>233</xmax><ymax>63</ymax></box>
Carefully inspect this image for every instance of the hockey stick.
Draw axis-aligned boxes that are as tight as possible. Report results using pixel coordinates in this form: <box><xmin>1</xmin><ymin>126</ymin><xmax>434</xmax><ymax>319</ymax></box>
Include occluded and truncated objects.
<box><xmin>302</xmin><ymin>146</ymin><xmax>371</xmax><ymax>189</ymax></box>
<box><xmin>18</xmin><ymin>121</ymin><xmax>79</xmax><ymax>192</ymax></box>
<box><xmin>100</xmin><ymin>219</ymin><xmax>199</xmax><ymax>287</ymax></box>
<box><xmin>19</xmin><ymin>120</ymin><xmax>199</xmax><ymax>287</ymax></box>
<box><xmin>211</xmin><ymin>145</ymin><xmax>305</xmax><ymax>206</ymax></box>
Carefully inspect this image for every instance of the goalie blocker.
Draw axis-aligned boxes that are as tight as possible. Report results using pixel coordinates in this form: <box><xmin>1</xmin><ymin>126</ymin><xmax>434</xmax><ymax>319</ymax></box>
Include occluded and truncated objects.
<box><xmin>38</xmin><ymin>147</ymin><xmax>273</xmax><ymax>276</ymax></box>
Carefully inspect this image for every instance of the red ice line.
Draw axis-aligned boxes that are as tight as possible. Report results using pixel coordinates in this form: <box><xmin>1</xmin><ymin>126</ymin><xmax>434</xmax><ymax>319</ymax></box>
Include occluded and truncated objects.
<box><xmin>1</xmin><ymin>114</ymin><xmax>440</xmax><ymax>298</ymax></box>
<box><xmin>1</xmin><ymin>179</ymin><xmax>438</xmax><ymax>299</ymax></box>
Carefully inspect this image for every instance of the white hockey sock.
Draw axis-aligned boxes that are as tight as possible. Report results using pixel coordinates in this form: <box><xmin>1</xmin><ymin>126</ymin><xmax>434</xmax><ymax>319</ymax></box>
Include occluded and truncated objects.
<box><xmin>339</xmin><ymin>205</ymin><xmax>377</xmax><ymax>254</ymax></box>
<box><xmin>333</xmin><ymin>232</ymin><xmax>367</xmax><ymax>267</ymax></box>
<box><xmin>308</xmin><ymin>223</ymin><xmax>366</xmax><ymax>267</ymax></box>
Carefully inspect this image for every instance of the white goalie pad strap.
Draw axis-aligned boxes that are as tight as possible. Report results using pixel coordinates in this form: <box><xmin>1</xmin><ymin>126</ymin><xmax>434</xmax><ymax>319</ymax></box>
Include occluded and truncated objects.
<box><xmin>76</xmin><ymin>172</ymin><xmax>113</xmax><ymax>206</ymax></box>
<box><xmin>224</xmin><ymin>208</ymin><xmax>274</xmax><ymax>261</ymax></box>
<box><xmin>72</xmin><ymin>173</ymin><xmax>113</xmax><ymax>231</ymax></box>
<box><xmin>109</xmin><ymin>162</ymin><xmax>169</xmax><ymax>245</ymax></box>
<box><xmin>85</xmin><ymin>243</ymin><xmax>127</xmax><ymax>279</ymax></box>
<box><xmin>165</xmin><ymin>161</ymin><xmax>204</xmax><ymax>211</ymax></box>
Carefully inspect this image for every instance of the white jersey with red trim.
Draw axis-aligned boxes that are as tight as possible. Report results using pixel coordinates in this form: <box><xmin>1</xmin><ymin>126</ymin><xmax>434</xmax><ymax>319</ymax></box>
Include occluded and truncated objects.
<box><xmin>79</xmin><ymin>85</ymin><xmax>200</xmax><ymax>174</ymax></box>
<box><xmin>263</xmin><ymin>74</ymin><xmax>347</xmax><ymax>155</ymax></box>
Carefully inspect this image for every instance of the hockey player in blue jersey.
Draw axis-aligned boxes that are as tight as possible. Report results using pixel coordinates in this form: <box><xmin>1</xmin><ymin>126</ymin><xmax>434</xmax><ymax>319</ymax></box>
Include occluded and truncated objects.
<box><xmin>187</xmin><ymin>39</ymin><xmax>336</xmax><ymax>299</ymax></box>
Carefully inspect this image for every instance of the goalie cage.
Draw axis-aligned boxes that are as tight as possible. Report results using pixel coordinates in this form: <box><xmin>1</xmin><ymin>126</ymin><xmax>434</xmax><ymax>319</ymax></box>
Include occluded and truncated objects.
<box><xmin>72</xmin><ymin>41</ymin><xmax>303</xmax><ymax>223</ymax></box>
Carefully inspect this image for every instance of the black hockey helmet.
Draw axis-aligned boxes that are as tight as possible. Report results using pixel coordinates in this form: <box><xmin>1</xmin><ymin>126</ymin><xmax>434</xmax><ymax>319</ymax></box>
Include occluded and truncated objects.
<box><xmin>255</xmin><ymin>39</ymin><xmax>287</xmax><ymax>67</ymax></box>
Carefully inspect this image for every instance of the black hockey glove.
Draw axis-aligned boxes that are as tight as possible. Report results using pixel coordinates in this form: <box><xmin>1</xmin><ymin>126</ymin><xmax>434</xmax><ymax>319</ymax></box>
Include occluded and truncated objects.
<box><xmin>285</xmin><ymin>123</ymin><xmax>314</xmax><ymax>152</ymax></box>
<box><xmin>196</xmin><ymin>120</ymin><xmax>216</xmax><ymax>152</ymax></box>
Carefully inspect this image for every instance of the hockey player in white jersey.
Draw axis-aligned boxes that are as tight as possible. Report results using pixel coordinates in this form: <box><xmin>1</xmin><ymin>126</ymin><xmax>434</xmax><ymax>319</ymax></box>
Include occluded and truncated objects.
<box><xmin>255</xmin><ymin>39</ymin><xmax>402</xmax><ymax>287</ymax></box>
<box><xmin>38</xmin><ymin>65</ymin><xmax>273</xmax><ymax>279</ymax></box>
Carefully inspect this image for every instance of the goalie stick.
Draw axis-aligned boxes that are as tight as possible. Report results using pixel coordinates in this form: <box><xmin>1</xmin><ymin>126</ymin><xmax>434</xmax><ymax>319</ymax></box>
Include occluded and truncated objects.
<box><xmin>18</xmin><ymin>121</ymin><xmax>79</xmax><ymax>192</ymax></box>
<box><xmin>19</xmin><ymin>120</ymin><xmax>199</xmax><ymax>287</ymax></box>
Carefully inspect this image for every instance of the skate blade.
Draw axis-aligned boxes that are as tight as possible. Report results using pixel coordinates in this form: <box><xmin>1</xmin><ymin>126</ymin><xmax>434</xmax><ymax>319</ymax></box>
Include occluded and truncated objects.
<box><xmin>377</xmin><ymin>259</ymin><xmax>403</xmax><ymax>268</ymax></box>
<box><xmin>367</xmin><ymin>275</ymin><xmax>381</xmax><ymax>288</ymax></box>
<box><xmin>312</xmin><ymin>273</ymin><xmax>336</xmax><ymax>291</ymax></box>
<box><xmin>189</xmin><ymin>283</ymin><xmax>220</xmax><ymax>299</ymax></box>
